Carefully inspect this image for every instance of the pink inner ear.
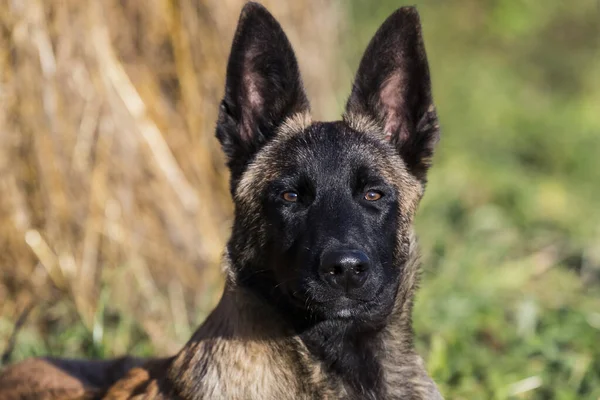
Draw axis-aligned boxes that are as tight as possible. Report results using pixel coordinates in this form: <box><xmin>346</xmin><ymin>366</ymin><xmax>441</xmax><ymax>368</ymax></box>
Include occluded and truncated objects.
<box><xmin>379</xmin><ymin>72</ymin><xmax>408</xmax><ymax>143</ymax></box>
<box><xmin>240</xmin><ymin>72</ymin><xmax>264</xmax><ymax>142</ymax></box>
<box><xmin>246</xmin><ymin>74</ymin><xmax>264</xmax><ymax>110</ymax></box>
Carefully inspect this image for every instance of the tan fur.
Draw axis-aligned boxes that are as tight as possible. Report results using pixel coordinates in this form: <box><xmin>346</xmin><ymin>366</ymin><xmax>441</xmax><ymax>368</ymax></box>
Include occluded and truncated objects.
<box><xmin>102</xmin><ymin>360</ymin><xmax>168</xmax><ymax>399</ymax></box>
<box><xmin>278</xmin><ymin>111</ymin><xmax>312</xmax><ymax>138</ymax></box>
<box><xmin>342</xmin><ymin>112</ymin><xmax>381</xmax><ymax>136</ymax></box>
<box><xmin>0</xmin><ymin>359</ymin><xmax>87</xmax><ymax>400</ymax></box>
<box><xmin>0</xmin><ymin>357</ymin><xmax>144</xmax><ymax>399</ymax></box>
<box><xmin>166</xmin><ymin>285</ymin><xmax>338</xmax><ymax>399</ymax></box>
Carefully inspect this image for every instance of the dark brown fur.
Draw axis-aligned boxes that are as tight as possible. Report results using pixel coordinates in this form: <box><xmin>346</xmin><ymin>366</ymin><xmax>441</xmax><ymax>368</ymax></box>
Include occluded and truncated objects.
<box><xmin>0</xmin><ymin>3</ymin><xmax>442</xmax><ymax>399</ymax></box>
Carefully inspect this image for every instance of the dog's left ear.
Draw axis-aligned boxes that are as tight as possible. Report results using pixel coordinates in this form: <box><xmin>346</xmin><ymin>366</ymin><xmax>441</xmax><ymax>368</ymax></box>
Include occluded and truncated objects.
<box><xmin>217</xmin><ymin>2</ymin><xmax>310</xmax><ymax>190</ymax></box>
<box><xmin>345</xmin><ymin>7</ymin><xmax>439</xmax><ymax>183</ymax></box>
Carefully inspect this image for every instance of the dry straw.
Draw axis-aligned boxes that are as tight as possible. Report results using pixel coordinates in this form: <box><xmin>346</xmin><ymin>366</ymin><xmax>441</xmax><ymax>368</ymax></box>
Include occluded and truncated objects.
<box><xmin>0</xmin><ymin>0</ymin><xmax>345</xmax><ymax>354</ymax></box>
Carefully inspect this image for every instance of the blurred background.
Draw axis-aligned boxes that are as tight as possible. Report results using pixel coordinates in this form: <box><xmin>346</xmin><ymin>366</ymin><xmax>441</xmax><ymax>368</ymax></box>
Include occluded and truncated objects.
<box><xmin>0</xmin><ymin>0</ymin><xmax>599</xmax><ymax>398</ymax></box>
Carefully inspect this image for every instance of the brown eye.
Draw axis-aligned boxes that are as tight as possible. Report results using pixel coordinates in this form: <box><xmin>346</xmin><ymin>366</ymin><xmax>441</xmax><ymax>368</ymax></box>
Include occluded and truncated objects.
<box><xmin>364</xmin><ymin>190</ymin><xmax>382</xmax><ymax>201</ymax></box>
<box><xmin>282</xmin><ymin>191</ymin><xmax>298</xmax><ymax>202</ymax></box>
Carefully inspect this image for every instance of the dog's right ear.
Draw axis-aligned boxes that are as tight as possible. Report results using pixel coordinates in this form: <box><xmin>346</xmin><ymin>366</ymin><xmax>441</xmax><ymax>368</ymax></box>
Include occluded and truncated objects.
<box><xmin>216</xmin><ymin>2</ymin><xmax>310</xmax><ymax>190</ymax></box>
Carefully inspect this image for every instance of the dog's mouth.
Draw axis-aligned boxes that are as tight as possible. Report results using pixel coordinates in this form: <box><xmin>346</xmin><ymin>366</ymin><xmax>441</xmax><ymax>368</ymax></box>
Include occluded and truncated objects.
<box><xmin>285</xmin><ymin>280</ymin><xmax>390</xmax><ymax>321</ymax></box>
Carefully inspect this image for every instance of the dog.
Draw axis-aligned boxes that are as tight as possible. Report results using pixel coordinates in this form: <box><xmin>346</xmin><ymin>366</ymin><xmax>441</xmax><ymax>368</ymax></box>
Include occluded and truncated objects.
<box><xmin>0</xmin><ymin>2</ymin><xmax>442</xmax><ymax>399</ymax></box>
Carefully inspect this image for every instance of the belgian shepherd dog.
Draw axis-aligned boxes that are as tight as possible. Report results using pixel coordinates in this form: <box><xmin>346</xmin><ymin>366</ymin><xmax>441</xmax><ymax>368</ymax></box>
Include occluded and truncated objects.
<box><xmin>0</xmin><ymin>2</ymin><xmax>442</xmax><ymax>399</ymax></box>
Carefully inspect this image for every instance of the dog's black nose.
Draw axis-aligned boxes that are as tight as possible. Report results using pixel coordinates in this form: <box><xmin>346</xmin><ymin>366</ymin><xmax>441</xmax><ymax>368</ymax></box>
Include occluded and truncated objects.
<box><xmin>320</xmin><ymin>249</ymin><xmax>371</xmax><ymax>292</ymax></box>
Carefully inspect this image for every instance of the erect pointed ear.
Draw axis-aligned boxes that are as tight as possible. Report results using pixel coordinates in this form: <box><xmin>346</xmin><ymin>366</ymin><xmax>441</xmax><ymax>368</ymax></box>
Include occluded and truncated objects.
<box><xmin>345</xmin><ymin>7</ymin><xmax>439</xmax><ymax>183</ymax></box>
<box><xmin>216</xmin><ymin>2</ymin><xmax>310</xmax><ymax>189</ymax></box>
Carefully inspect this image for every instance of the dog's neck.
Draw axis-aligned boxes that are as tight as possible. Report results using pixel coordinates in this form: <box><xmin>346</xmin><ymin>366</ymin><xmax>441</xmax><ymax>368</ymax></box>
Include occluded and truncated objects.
<box><xmin>167</xmin><ymin>267</ymin><xmax>419</xmax><ymax>398</ymax></box>
<box><xmin>167</xmin><ymin>284</ymin><xmax>334</xmax><ymax>398</ymax></box>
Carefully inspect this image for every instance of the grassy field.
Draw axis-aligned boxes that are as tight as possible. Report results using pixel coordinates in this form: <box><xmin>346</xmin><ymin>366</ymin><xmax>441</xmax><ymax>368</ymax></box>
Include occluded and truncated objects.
<box><xmin>1</xmin><ymin>1</ymin><xmax>599</xmax><ymax>399</ymax></box>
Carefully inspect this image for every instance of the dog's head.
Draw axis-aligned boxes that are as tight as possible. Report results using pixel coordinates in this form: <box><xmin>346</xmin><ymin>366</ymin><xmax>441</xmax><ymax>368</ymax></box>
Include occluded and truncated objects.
<box><xmin>217</xmin><ymin>3</ymin><xmax>439</xmax><ymax>328</ymax></box>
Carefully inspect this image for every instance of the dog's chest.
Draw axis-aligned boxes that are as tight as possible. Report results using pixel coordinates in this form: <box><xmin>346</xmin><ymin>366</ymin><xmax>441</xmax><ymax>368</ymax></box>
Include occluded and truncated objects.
<box><xmin>169</xmin><ymin>338</ymin><xmax>335</xmax><ymax>400</ymax></box>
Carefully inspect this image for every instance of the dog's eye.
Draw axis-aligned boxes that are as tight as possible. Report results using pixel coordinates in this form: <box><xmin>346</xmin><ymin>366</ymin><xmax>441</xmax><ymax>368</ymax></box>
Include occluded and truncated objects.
<box><xmin>364</xmin><ymin>190</ymin><xmax>382</xmax><ymax>201</ymax></box>
<box><xmin>282</xmin><ymin>191</ymin><xmax>299</xmax><ymax>202</ymax></box>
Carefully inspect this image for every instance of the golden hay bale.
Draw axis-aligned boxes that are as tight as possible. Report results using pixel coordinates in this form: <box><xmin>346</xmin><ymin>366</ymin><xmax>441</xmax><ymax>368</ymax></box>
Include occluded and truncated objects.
<box><xmin>0</xmin><ymin>0</ymin><xmax>345</xmax><ymax>353</ymax></box>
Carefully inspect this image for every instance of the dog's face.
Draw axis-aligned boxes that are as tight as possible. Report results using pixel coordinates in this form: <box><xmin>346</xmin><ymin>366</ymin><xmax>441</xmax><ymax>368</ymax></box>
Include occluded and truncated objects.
<box><xmin>246</xmin><ymin>122</ymin><xmax>410</xmax><ymax>322</ymax></box>
<box><xmin>217</xmin><ymin>3</ymin><xmax>439</xmax><ymax>327</ymax></box>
